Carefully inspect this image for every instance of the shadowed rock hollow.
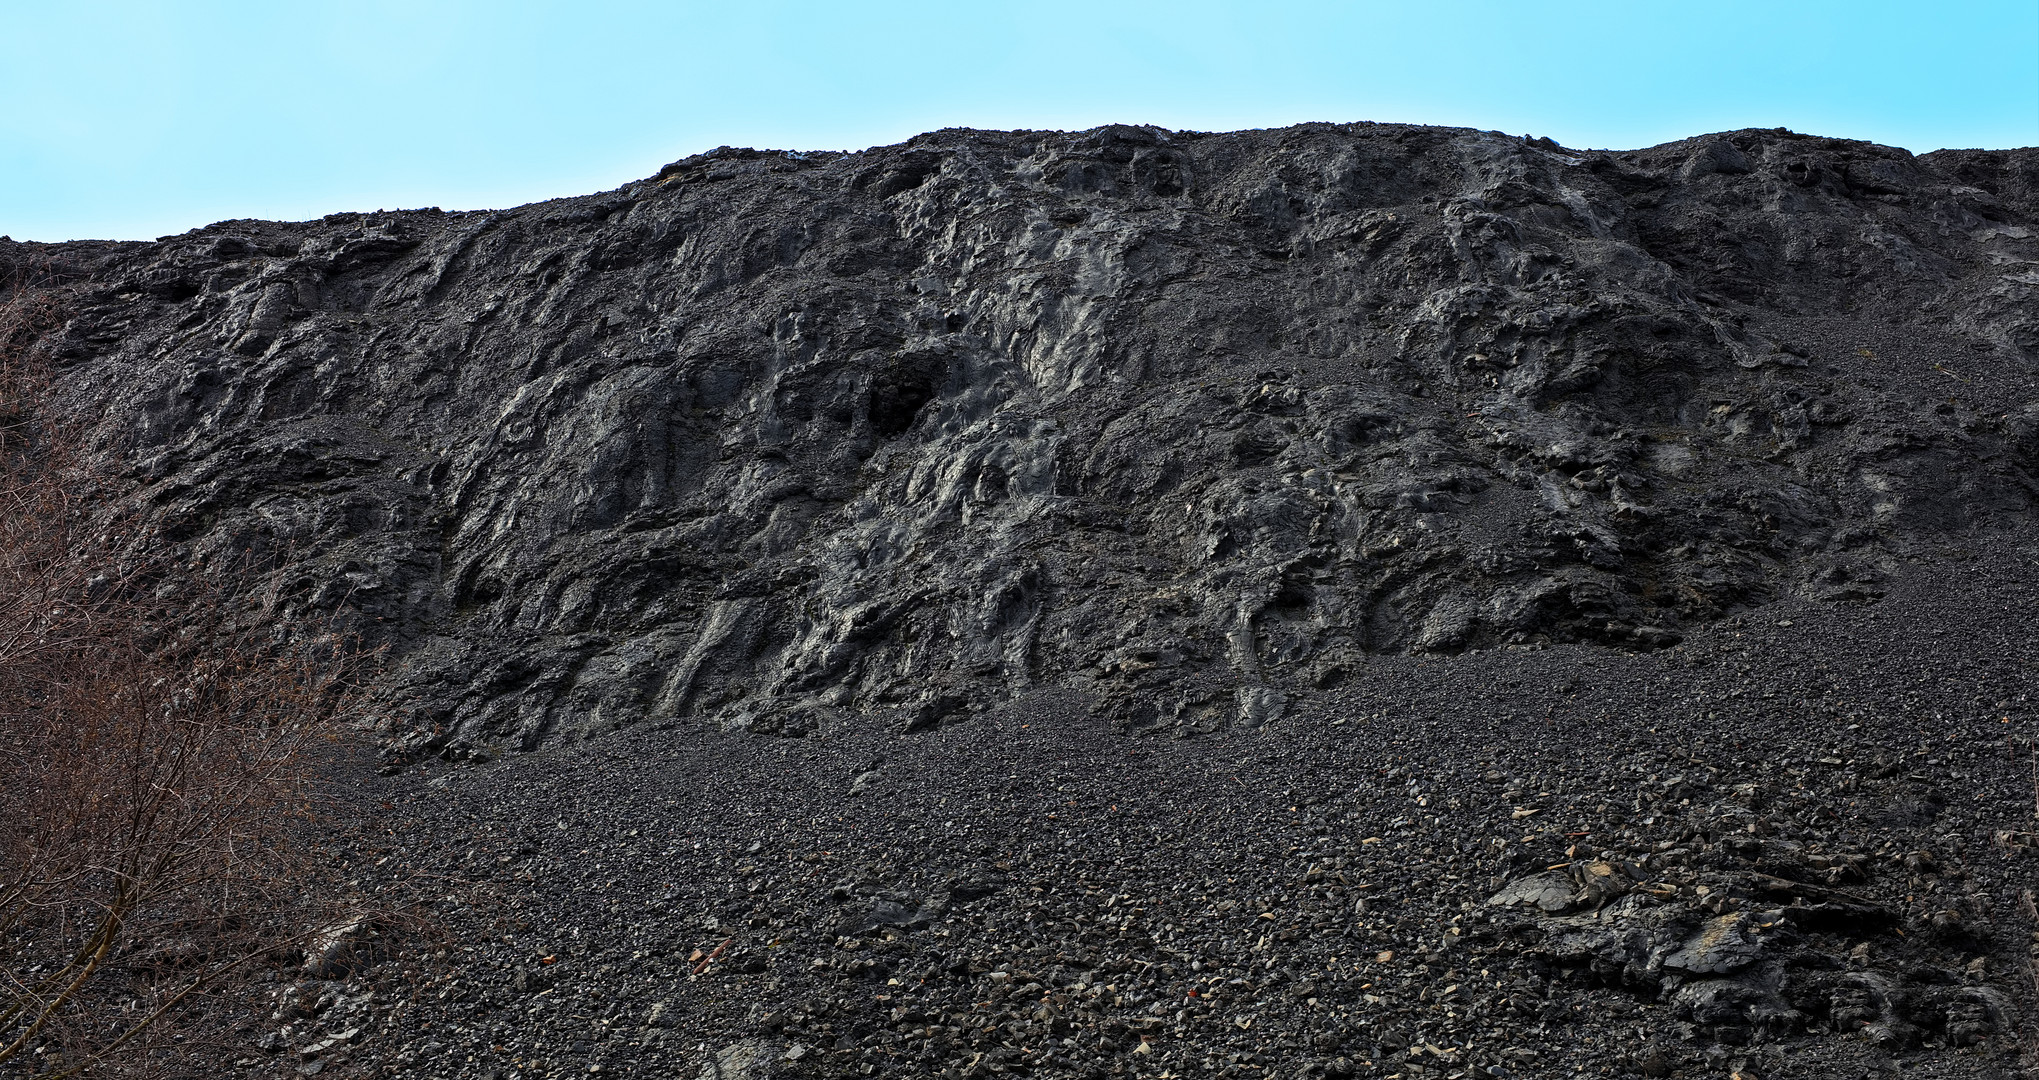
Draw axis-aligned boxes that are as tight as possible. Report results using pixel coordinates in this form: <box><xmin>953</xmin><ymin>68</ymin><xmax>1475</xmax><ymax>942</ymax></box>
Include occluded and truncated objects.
<box><xmin>11</xmin><ymin>122</ymin><xmax>2039</xmax><ymax>763</ymax></box>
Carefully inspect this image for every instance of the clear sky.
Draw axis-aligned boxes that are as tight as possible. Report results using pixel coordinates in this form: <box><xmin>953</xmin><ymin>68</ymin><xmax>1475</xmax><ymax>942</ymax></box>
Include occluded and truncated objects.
<box><xmin>4</xmin><ymin>0</ymin><xmax>2035</xmax><ymax>242</ymax></box>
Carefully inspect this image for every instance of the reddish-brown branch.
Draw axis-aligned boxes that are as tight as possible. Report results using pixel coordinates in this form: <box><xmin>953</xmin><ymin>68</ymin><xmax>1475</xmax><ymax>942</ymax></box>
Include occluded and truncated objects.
<box><xmin>0</xmin><ymin>272</ymin><xmax>382</xmax><ymax>1076</ymax></box>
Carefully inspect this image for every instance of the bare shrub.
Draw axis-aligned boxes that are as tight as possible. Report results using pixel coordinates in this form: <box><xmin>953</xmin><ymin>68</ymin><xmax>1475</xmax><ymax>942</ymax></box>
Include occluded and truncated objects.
<box><xmin>0</xmin><ymin>271</ymin><xmax>373</xmax><ymax>1078</ymax></box>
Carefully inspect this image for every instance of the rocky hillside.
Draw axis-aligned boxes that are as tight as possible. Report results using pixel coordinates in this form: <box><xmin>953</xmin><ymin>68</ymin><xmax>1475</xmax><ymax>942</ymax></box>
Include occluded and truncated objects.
<box><xmin>10</xmin><ymin>123</ymin><xmax>2039</xmax><ymax>1080</ymax></box>
<box><xmin>9</xmin><ymin>123</ymin><xmax>2037</xmax><ymax>765</ymax></box>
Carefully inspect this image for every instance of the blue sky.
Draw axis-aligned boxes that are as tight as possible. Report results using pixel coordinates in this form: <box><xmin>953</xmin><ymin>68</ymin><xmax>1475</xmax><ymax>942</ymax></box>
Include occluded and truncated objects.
<box><xmin>4</xmin><ymin>0</ymin><xmax>2034</xmax><ymax>242</ymax></box>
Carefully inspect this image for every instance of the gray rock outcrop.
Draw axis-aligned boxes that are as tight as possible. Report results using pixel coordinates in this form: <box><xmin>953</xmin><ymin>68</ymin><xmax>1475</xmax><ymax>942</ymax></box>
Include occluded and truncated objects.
<box><xmin>9</xmin><ymin>123</ymin><xmax>2036</xmax><ymax>762</ymax></box>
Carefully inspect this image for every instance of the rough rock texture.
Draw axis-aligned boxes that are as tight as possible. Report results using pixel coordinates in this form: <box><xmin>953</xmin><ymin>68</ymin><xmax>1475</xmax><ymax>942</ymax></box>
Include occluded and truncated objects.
<box><xmin>248</xmin><ymin>555</ymin><xmax>2039</xmax><ymax>1080</ymax></box>
<box><xmin>9</xmin><ymin>122</ymin><xmax>2039</xmax><ymax>1079</ymax></box>
<box><xmin>12</xmin><ymin>123</ymin><xmax>2039</xmax><ymax>764</ymax></box>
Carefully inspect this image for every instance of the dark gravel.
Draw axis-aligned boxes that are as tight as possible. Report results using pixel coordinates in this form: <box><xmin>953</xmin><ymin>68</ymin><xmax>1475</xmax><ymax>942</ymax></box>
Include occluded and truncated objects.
<box><xmin>248</xmin><ymin>546</ymin><xmax>2039</xmax><ymax>1080</ymax></box>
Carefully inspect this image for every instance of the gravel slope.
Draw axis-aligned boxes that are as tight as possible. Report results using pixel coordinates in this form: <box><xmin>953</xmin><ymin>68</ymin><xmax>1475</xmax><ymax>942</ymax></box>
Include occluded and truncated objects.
<box><xmin>259</xmin><ymin>546</ymin><xmax>2039</xmax><ymax>1080</ymax></box>
<box><xmin>7</xmin><ymin>121</ymin><xmax>2039</xmax><ymax>1079</ymax></box>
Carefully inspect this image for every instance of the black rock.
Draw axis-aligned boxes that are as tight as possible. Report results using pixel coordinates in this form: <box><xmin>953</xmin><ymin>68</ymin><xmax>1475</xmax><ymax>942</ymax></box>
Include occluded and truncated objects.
<box><xmin>14</xmin><ymin>123</ymin><xmax>2039</xmax><ymax>753</ymax></box>
<box><xmin>11</xmin><ymin>120</ymin><xmax>2039</xmax><ymax>1080</ymax></box>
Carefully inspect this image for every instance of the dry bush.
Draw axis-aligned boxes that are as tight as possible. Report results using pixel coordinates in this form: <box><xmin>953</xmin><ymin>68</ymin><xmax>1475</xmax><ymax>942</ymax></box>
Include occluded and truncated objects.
<box><xmin>0</xmin><ymin>271</ymin><xmax>375</xmax><ymax>1078</ymax></box>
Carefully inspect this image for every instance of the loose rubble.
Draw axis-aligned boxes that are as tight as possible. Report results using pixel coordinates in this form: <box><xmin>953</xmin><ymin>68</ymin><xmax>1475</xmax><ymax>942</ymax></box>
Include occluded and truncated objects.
<box><xmin>228</xmin><ymin>552</ymin><xmax>2039</xmax><ymax>1080</ymax></box>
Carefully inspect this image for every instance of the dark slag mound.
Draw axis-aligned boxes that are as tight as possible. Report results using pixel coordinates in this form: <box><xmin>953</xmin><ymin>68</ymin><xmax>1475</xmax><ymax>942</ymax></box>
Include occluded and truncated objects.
<box><xmin>8</xmin><ymin>122</ymin><xmax>2039</xmax><ymax>1079</ymax></box>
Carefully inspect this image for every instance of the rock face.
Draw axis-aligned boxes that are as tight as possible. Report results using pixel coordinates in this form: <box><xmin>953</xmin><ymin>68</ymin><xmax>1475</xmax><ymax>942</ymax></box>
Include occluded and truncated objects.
<box><xmin>10</xmin><ymin>123</ymin><xmax>2038</xmax><ymax>761</ymax></box>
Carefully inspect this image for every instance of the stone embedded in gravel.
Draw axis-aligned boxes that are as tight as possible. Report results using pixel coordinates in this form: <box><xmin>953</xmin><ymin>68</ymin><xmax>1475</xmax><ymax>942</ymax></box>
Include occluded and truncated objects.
<box><xmin>1487</xmin><ymin>871</ymin><xmax>1579</xmax><ymax>914</ymax></box>
<box><xmin>1574</xmin><ymin>859</ymin><xmax>1628</xmax><ymax>907</ymax></box>
<box><xmin>1663</xmin><ymin>911</ymin><xmax>1781</xmax><ymax>975</ymax></box>
<box><xmin>697</xmin><ymin>1038</ymin><xmax>777</xmax><ymax>1079</ymax></box>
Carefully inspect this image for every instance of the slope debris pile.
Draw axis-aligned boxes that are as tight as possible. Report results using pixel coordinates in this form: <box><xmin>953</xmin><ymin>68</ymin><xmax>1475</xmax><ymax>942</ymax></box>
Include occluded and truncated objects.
<box><xmin>6</xmin><ymin>123</ymin><xmax>2039</xmax><ymax>1079</ymax></box>
<box><xmin>8</xmin><ymin>123</ymin><xmax>2036</xmax><ymax>763</ymax></box>
<box><xmin>255</xmin><ymin>573</ymin><xmax>2039</xmax><ymax>1080</ymax></box>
